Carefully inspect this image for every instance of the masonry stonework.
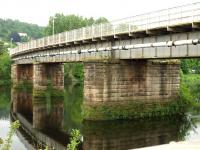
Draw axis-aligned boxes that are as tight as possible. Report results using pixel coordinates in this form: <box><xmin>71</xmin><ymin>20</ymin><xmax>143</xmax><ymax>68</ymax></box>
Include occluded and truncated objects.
<box><xmin>33</xmin><ymin>63</ymin><xmax>64</xmax><ymax>90</ymax></box>
<box><xmin>83</xmin><ymin>60</ymin><xmax>181</xmax><ymax>120</ymax></box>
<box><xmin>11</xmin><ymin>64</ymin><xmax>33</xmax><ymax>84</ymax></box>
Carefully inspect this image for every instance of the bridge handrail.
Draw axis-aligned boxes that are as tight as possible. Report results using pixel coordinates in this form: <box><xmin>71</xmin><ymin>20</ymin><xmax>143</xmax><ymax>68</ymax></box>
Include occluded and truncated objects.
<box><xmin>11</xmin><ymin>2</ymin><xmax>200</xmax><ymax>56</ymax></box>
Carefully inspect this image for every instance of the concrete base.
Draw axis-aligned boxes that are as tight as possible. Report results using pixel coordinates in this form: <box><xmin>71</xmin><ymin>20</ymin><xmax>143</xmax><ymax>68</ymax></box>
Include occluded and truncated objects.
<box><xmin>83</xmin><ymin>60</ymin><xmax>182</xmax><ymax>120</ymax></box>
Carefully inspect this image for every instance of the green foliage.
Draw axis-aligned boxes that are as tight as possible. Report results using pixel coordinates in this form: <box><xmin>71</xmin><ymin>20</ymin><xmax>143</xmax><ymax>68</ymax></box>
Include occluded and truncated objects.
<box><xmin>0</xmin><ymin>41</ymin><xmax>4</xmax><ymax>52</ymax></box>
<box><xmin>0</xmin><ymin>44</ymin><xmax>11</xmax><ymax>85</ymax></box>
<box><xmin>39</xmin><ymin>146</ymin><xmax>49</xmax><ymax>150</ymax></box>
<box><xmin>44</xmin><ymin>14</ymin><xmax>108</xmax><ymax>35</ymax></box>
<box><xmin>181</xmin><ymin>59</ymin><xmax>190</xmax><ymax>74</ymax></box>
<box><xmin>64</xmin><ymin>63</ymin><xmax>83</xmax><ymax>83</ymax></box>
<box><xmin>1</xmin><ymin>120</ymin><xmax>20</xmax><ymax>150</ymax></box>
<box><xmin>181</xmin><ymin>59</ymin><xmax>200</xmax><ymax>74</ymax></box>
<box><xmin>83</xmin><ymin>100</ymin><xmax>187</xmax><ymax>120</ymax></box>
<box><xmin>181</xmin><ymin>74</ymin><xmax>200</xmax><ymax>103</ymax></box>
<box><xmin>0</xmin><ymin>18</ymin><xmax>44</xmax><ymax>41</ymax></box>
<box><xmin>0</xmin><ymin>138</ymin><xmax>3</xmax><ymax>145</ymax></box>
<box><xmin>67</xmin><ymin>129</ymin><xmax>81</xmax><ymax>150</ymax></box>
<box><xmin>63</xmin><ymin>84</ymin><xmax>83</xmax><ymax>130</ymax></box>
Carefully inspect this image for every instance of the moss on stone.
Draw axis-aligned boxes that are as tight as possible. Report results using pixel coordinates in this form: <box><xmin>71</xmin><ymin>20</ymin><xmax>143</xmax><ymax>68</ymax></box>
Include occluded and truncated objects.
<box><xmin>83</xmin><ymin>100</ymin><xmax>187</xmax><ymax>120</ymax></box>
<box><xmin>12</xmin><ymin>81</ymin><xmax>33</xmax><ymax>92</ymax></box>
<box><xmin>33</xmin><ymin>89</ymin><xmax>64</xmax><ymax>98</ymax></box>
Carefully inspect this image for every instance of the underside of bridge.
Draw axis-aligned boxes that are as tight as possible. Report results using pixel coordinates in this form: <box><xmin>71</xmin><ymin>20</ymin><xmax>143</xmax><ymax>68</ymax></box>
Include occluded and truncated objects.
<box><xmin>11</xmin><ymin>59</ymin><xmax>184</xmax><ymax>120</ymax></box>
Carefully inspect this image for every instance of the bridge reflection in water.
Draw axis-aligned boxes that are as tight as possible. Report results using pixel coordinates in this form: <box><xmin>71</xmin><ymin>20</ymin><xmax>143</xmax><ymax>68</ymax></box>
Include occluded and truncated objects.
<box><xmin>11</xmin><ymin>84</ymin><xmax>194</xmax><ymax>150</ymax></box>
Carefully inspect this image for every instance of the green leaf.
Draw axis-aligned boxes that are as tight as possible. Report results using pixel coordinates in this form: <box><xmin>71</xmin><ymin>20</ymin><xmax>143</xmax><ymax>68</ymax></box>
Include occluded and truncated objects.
<box><xmin>0</xmin><ymin>137</ymin><xmax>3</xmax><ymax>144</ymax></box>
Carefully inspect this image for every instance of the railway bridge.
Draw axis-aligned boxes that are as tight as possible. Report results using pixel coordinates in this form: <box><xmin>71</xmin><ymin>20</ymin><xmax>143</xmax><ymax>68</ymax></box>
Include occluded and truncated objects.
<box><xmin>11</xmin><ymin>2</ymin><xmax>200</xmax><ymax>120</ymax></box>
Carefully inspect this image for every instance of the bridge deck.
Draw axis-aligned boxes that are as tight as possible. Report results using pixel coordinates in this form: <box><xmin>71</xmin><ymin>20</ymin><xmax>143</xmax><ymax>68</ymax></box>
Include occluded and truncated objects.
<box><xmin>11</xmin><ymin>2</ymin><xmax>200</xmax><ymax>57</ymax></box>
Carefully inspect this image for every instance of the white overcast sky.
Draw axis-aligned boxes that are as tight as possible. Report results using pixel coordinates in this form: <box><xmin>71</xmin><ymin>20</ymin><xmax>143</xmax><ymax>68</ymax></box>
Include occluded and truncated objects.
<box><xmin>0</xmin><ymin>0</ymin><xmax>199</xmax><ymax>26</ymax></box>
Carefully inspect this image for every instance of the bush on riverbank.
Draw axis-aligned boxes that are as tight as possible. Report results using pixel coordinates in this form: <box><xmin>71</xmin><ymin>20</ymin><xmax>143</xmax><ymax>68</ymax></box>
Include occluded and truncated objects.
<box><xmin>180</xmin><ymin>73</ymin><xmax>200</xmax><ymax>105</ymax></box>
<box><xmin>0</xmin><ymin>120</ymin><xmax>20</xmax><ymax>150</ymax></box>
<box><xmin>0</xmin><ymin>45</ymin><xmax>11</xmax><ymax>85</ymax></box>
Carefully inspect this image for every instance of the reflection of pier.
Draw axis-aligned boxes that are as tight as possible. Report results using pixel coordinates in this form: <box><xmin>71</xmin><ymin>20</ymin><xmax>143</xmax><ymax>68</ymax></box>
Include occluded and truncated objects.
<box><xmin>82</xmin><ymin>118</ymin><xmax>192</xmax><ymax>150</ymax></box>
<box><xmin>11</xmin><ymin>85</ymin><xmax>64</xmax><ymax>130</ymax></box>
<box><xmin>10</xmin><ymin>80</ymin><xmax>193</xmax><ymax>150</ymax></box>
<box><xmin>11</xmin><ymin>111</ymin><xmax>69</xmax><ymax>150</ymax></box>
<box><xmin>11</xmin><ymin>84</ymin><xmax>67</xmax><ymax>149</ymax></box>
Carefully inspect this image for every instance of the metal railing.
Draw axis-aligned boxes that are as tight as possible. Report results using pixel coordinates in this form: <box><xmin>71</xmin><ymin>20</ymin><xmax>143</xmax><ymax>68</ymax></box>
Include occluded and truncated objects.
<box><xmin>11</xmin><ymin>2</ymin><xmax>200</xmax><ymax>56</ymax></box>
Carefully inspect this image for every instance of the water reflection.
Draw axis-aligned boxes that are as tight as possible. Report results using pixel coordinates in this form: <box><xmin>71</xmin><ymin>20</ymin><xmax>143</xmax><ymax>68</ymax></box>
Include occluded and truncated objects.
<box><xmin>11</xmin><ymin>112</ymin><xmax>69</xmax><ymax>150</ymax></box>
<box><xmin>11</xmin><ymin>84</ymin><xmax>67</xmax><ymax>149</ymax></box>
<box><xmin>12</xmin><ymin>87</ymin><xmax>33</xmax><ymax>119</ymax></box>
<box><xmin>0</xmin><ymin>86</ymin><xmax>10</xmax><ymax>119</ymax></box>
<box><xmin>82</xmin><ymin>117</ymin><xmax>196</xmax><ymax>150</ymax></box>
<box><xmin>6</xmin><ymin>83</ymin><xmax>200</xmax><ymax>149</ymax></box>
<box><xmin>33</xmin><ymin>98</ymin><xmax>64</xmax><ymax>129</ymax></box>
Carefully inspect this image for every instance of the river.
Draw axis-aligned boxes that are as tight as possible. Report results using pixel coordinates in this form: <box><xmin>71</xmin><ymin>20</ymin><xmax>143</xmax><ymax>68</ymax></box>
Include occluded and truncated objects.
<box><xmin>0</xmin><ymin>83</ymin><xmax>200</xmax><ymax>150</ymax></box>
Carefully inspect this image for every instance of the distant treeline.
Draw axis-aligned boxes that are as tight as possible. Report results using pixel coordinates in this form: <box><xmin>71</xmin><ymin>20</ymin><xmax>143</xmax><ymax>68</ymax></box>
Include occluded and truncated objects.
<box><xmin>44</xmin><ymin>14</ymin><xmax>108</xmax><ymax>35</ymax></box>
<box><xmin>0</xmin><ymin>18</ymin><xmax>44</xmax><ymax>41</ymax></box>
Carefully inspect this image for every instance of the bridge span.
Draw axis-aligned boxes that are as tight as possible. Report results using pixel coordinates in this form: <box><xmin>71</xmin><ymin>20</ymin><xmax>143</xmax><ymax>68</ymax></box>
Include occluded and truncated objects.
<box><xmin>11</xmin><ymin>2</ymin><xmax>200</xmax><ymax>120</ymax></box>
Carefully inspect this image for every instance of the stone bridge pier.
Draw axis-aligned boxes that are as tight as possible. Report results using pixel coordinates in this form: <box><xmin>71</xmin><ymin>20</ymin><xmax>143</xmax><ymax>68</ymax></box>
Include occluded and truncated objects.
<box><xmin>11</xmin><ymin>64</ymin><xmax>33</xmax><ymax>85</ymax></box>
<box><xmin>83</xmin><ymin>59</ymin><xmax>181</xmax><ymax>120</ymax></box>
<box><xmin>11</xmin><ymin>63</ymin><xmax>64</xmax><ymax>129</ymax></box>
<box><xmin>12</xmin><ymin>59</ymin><xmax>182</xmax><ymax>121</ymax></box>
<box><xmin>11</xmin><ymin>63</ymin><xmax>64</xmax><ymax>96</ymax></box>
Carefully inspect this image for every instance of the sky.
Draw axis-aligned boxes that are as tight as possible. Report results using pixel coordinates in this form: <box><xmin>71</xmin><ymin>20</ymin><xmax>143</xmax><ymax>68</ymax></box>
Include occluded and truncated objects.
<box><xmin>0</xmin><ymin>0</ymin><xmax>199</xmax><ymax>26</ymax></box>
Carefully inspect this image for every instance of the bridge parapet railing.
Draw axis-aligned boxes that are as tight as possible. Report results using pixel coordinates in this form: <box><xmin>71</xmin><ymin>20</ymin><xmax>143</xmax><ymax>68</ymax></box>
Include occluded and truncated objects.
<box><xmin>11</xmin><ymin>2</ymin><xmax>200</xmax><ymax>56</ymax></box>
<box><xmin>101</xmin><ymin>23</ymin><xmax>113</xmax><ymax>36</ymax></box>
<box><xmin>74</xmin><ymin>28</ymin><xmax>83</xmax><ymax>41</ymax></box>
<box><xmin>93</xmin><ymin>24</ymin><xmax>101</xmax><ymax>38</ymax></box>
<box><xmin>84</xmin><ymin>26</ymin><xmax>93</xmax><ymax>40</ymax></box>
<box><xmin>59</xmin><ymin>32</ymin><xmax>66</xmax><ymax>44</ymax></box>
<box><xmin>54</xmin><ymin>34</ymin><xmax>60</xmax><ymax>45</ymax></box>
<box><xmin>67</xmin><ymin>31</ymin><xmax>74</xmax><ymax>42</ymax></box>
<box><xmin>44</xmin><ymin>37</ymin><xmax>49</xmax><ymax>47</ymax></box>
<box><xmin>48</xmin><ymin>35</ymin><xmax>54</xmax><ymax>46</ymax></box>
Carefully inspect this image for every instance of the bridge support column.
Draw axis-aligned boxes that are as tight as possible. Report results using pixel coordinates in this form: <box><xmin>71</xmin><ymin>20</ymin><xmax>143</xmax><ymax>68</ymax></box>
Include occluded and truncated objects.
<box><xmin>11</xmin><ymin>64</ymin><xmax>33</xmax><ymax>85</ymax></box>
<box><xmin>32</xmin><ymin>63</ymin><xmax>64</xmax><ymax>129</ymax></box>
<box><xmin>33</xmin><ymin>63</ymin><xmax>64</xmax><ymax>90</ymax></box>
<box><xmin>33</xmin><ymin>63</ymin><xmax>64</xmax><ymax>98</ymax></box>
<box><xmin>83</xmin><ymin>60</ymin><xmax>182</xmax><ymax>120</ymax></box>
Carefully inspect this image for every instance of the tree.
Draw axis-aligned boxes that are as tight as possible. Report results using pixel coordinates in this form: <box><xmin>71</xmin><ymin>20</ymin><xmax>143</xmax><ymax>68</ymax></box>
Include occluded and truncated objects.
<box><xmin>181</xmin><ymin>59</ymin><xmax>200</xmax><ymax>74</ymax></box>
<box><xmin>10</xmin><ymin>32</ymin><xmax>21</xmax><ymax>42</ymax></box>
<box><xmin>44</xmin><ymin>14</ymin><xmax>108</xmax><ymax>35</ymax></box>
<box><xmin>0</xmin><ymin>41</ymin><xmax>4</xmax><ymax>53</ymax></box>
<box><xmin>0</xmin><ymin>18</ymin><xmax>44</xmax><ymax>41</ymax></box>
<box><xmin>94</xmin><ymin>17</ymin><xmax>108</xmax><ymax>24</ymax></box>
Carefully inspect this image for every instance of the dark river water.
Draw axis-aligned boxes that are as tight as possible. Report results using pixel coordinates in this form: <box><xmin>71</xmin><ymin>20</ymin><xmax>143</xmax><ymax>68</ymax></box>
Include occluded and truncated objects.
<box><xmin>0</xmin><ymin>83</ymin><xmax>200</xmax><ymax>150</ymax></box>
